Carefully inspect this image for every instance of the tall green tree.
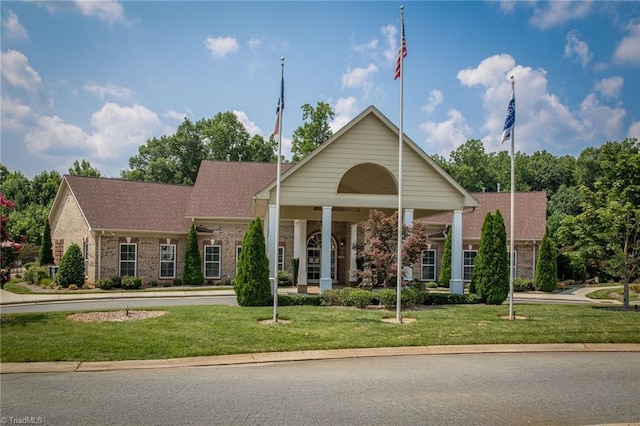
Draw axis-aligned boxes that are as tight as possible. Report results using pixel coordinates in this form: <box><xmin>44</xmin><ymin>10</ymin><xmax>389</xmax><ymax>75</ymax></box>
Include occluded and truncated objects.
<box><xmin>69</xmin><ymin>159</ymin><xmax>102</xmax><ymax>177</ymax></box>
<box><xmin>471</xmin><ymin>210</ymin><xmax>509</xmax><ymax>304</ymax></box>
<box><xmin>437</xmin><ymin>230</ymin><xmax>452</xmax><ymax>288</ymax></box>
<box><xmin>122</xmin><ymin>113</ymin><xmax>276</xmax><ymax>184</ymax></box>
<box><xmin>39</xmin><ymin>219</ymin><xmax>54</xmax><ymax>265</ymax></box>
<box><xmin>559</xmin><ymin>139</ymin><xmax>639</xmax><ymax>309</ymax></box>
<box><xmin>290</xmin><ymin>102</ymin><xmax>334</xmax><ymax>162</ymax></box>
<box><xmin>234</xmin><ymin>217</ymin><xmax>271</xmax><ymax>306</ymax></box>
<box><xmin>183</xmin><ymin>223</ymin><xmax>204</xmax><ymax>285</ymax></box>
<box><xmin>30</xmin><ymin>170</ymin><xmax>61</xmax><ymax>207</ymax></box>
<box><xmin>535</xmin><ymin>235</ymin><xmax>557</xmax><ymax>292</ymax></box>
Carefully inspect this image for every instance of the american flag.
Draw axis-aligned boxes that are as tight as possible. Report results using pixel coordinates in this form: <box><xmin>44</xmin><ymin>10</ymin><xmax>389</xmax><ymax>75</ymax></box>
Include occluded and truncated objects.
<box><xmin>394</xmin><ymin>19</ymin><xmax>407</xmax><ymax>80</ymax></box>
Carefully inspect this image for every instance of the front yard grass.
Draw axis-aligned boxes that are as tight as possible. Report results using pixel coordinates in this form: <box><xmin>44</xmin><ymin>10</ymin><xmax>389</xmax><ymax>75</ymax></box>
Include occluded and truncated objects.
<box><xmin>1</xmin><ymin>304</ymin><xmax>638</xmax><ymax>362</ymax></box>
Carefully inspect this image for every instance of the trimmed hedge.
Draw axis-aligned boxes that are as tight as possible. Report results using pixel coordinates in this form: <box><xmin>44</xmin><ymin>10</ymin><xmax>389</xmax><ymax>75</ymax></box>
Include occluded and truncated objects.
<box><xmin>279</xmin><ymin>294</ymin><xmax>323</xmax><ymax>306</ymax></box>
<box><xmin>320</xmin><ymin>286</ymin><xmax>482</xmax><ymax>309</ymax></box>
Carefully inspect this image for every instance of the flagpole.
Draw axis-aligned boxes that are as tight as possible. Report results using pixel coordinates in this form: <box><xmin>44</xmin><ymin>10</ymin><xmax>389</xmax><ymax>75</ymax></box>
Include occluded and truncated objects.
<box><xmin>508</xmin><ymin>76</ymin><xmax>515</xmax><ymax>321</ymax></box>
<box><xmin>396</xmin><ymin>5</ymin><xmax>405</xmax><ymax>323</ymax></box>
<box><xmin>273</xmin><ymin>57</ymin><xmax>284</xmax><ymax>323</ymax></box>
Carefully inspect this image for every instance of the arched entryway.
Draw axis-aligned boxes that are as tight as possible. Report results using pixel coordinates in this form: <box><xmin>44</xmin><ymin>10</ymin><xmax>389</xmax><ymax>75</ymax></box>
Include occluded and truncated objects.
<box><xmin>306</xmin><ymin>232</ymin><xmax>336</xmax><ymax>283</ymax></box>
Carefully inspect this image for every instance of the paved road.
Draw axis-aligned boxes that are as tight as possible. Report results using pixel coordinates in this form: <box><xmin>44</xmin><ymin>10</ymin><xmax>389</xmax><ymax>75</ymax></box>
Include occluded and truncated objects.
<box><xmin>2</xmin><ymin>352</ymin><xmax>638</xmax><ymax>425</ymax></box>
<box><xmin>0</xmin><ymin>294</ymin><xmax>239</xmax><ymax>313</ymax></box>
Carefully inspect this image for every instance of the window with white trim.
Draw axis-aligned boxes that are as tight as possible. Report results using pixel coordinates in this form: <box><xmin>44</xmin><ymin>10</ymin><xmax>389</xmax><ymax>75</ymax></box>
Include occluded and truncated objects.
<box><xmin>421</xmin><ymin>249</ymin><xmax>436</xmax><ymax>281</ymax></box>
<box><xmin>83</xmin><ymin>240</ymin><xmax>89</xmax><ymax>275</ymax></box>
<box><xmin>160</xmin><ymin>244</ymin><xmax>176</xmax><ymax>279</ymax></box>
<box><xmin>204</xmin><ymin>245</ymin><xmax>221</xmax><ymax>279</ymax></box>
<box><xmin>236</xmin><ymin>246</ymin><xmax>242</xmax><ymax>273</ymax></box>
<box><xmin>463</xmin><ymin>250</ymin><xmax>477</xmax><ymax>282</ymax></box>
<box><xmin>278</xmin><ymin>246</ymin><xmax>285</xmax><ymax>271</ymax></box>
<box><xmin>119</xmin><ymin>243</ymin><xmax>137</xmax><ymax>277</ymax></box>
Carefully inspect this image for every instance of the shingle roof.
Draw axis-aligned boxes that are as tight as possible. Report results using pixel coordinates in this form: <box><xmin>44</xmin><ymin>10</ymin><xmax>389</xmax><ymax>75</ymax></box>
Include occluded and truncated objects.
<box><xmin>426</xmin><ymin>191</ymin><xmax>547</xmax><ymax>241</ymax></box>
<box><xmin>63</xmin><ymin>175</ymin><xmax>193</xmax><ymax>233</ymax></box>
<box><xmin>185</xmin><ymin>160</ymin><xmax>293</xmax><ymax>219</ymax></box>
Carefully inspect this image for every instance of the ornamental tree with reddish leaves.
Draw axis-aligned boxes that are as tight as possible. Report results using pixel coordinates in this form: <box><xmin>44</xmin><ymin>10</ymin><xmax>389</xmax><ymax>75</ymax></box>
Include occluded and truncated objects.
<box><xmin>1</xmin><ymin>193</ymin><xmax>21</xmax><ymax>287</ymax></box>
<box><xmin>354</xmin><ymin>209</ymin><xmax>429</xmax><ymax>287</ymax></box>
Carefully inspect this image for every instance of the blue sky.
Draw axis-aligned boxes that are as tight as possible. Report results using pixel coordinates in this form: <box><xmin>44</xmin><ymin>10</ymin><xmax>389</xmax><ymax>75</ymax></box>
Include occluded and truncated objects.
<box><xmin>1</xmin><ymin>1</ymin><xmax>639</xmax><ymax>179</ymax></box>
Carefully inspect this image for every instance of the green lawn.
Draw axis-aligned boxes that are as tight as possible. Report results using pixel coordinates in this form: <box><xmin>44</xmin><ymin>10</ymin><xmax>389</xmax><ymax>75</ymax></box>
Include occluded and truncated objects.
<box><xmin>1</xmin><ymin>304</ymin><xmax>638</xmax><ymax>362</ymax></box>
<box><xmin>586</xmin><ymin>285</ymin><xmax>639</xmax><ymax>302</ymax></box>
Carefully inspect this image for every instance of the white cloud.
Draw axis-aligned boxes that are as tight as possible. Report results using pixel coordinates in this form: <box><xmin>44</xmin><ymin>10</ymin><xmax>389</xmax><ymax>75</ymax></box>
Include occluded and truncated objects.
<box><xmin>0</xmin><ymin>96</ymin><xmax>33</xmax><ymax>131</ymax></box>
<box><xmin>25</xmin><ymin>115</ymin><xmax>90</xmax><ymax>156</ymax></box>
<box><xmin>419</xmin><ymin>108</ymin><xmax>472</xmax><ymax>156</ymax></box>
<box><xmin>2</xmin><ymin>10</ymin><xmax>29</xmax><ymax>40</ymax></box>
<box><xmin>380</xmin><ymin>24</ymin><xmax>397</xmax><ymax>63</ymax></box>
<box><xmin>594</xmin><ymin>76</ymin><xmax>623</xmax><ymax>99</ymax></box>
<box><xmin>1</xmin><ymin>49</ymin><xmax>42</xmax><ymax>91</ymax></box>
<box><xmin>579</xmin><ymin>93</ymin><xmax>626</xmax><ymax>141</ymax></box>
<box><xmin>164</xmin><ymin>109</ymin><xmax>192</xmax><ymax>121</ymax></box>
<box><xmin>352</xmin><ymin>37</ymin><xmax>378</xmax><ymax>55</ymax></box>
<box><xmin>233</xmin><ymin>110</ymin><xmax>261</xmax><ymax>136</ymax></box>
<box><xmin>74</xmin><ymin>0</ymin><xmax>128</xmax><ymax>25</ymax></box>
<box><xmin>341</xmin><ymin>64</ymin><xmax>378</xmax><ymax>97</ymax></box>
<box><xmin>204</xmin><ymin>36</ymin><xmax>239</xmax><ymax>59</ymax></box>
<box><xmin>628</xmin><ymin>121</ymin><xmax>640</xmax><ymax>139</ymax></box>
<box><xmin>457</xmin><ymin>54</ymin><xmax>515</xmax><ymax>88</ymax></box>
<box><xmin>614</xmin><ymin>21</ymin><xmax>640</xmax><ymax>64</ymax></box>
<box><xmin>423</xmin><ymin>89</ymin><xmax>443</xmax><ymax>113</ymax></box>
<box><xmin>88</xmin><ymin>103</ymin><xmax>161</xmax><ymax>159</ymax></box>
<box><xmin>83</xmin><ymin>81</ymin><xmax>134</xmax><ymax>100</ymax></box>
<box><xmin>248</xmin><ymin>37</ymin><xmax>262</xmax><ymax>52</ymax></box>
<box><xmin>564</xmin><ymin>30</ymin><xmax>592</xmax><ymax>67</ymax></box>
<box><xmin>330</xmin><ymin>96</ymin><xmax>359</xmax><ymax>133</ymax></box>
<box><xmin>530</xmin><ymin>1</ymin><xmax>593</xmax><ymax>29</ymax></box>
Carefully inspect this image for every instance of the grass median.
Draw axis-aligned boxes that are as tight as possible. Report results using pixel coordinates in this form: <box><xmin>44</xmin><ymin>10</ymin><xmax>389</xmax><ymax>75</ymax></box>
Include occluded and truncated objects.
<box><xmin>1</xmin><ymin>304</ymin><xmax>639</xmax><ymax>363</ymax></box>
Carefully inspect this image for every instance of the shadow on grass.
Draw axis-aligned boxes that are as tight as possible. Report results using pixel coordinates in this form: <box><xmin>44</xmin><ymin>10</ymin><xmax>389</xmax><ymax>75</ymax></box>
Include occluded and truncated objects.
<box><xmin>592</xmin><ymin>305</ymin><xmax>640</xmax><ymax>313</ymax></box>
<box><xmin>0</xmin><ymin>313</ymin><xmax>50</xmax><ymax>326</ymax></box>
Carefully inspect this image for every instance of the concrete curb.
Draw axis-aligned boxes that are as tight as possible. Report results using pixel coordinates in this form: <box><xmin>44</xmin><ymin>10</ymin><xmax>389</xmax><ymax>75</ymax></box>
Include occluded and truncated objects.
<box><xmin>2</xmin><ymin>343</ymin><xmax>639</xmax><ymax>374</ymax></box>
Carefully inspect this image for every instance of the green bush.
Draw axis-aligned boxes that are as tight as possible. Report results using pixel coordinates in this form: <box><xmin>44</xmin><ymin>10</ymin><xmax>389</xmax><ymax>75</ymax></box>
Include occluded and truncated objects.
<box><xmin>110</xmin><ymin>276</ymin><xmax>122</xmax><ymax>288</ymax></box>
<box><xmin>24</xmin><ymin>266</ymin><xmax>48</xmax><ymax>284</ymax></box>
<box><xmin>425</xmin><ymin>281</ymin><xmax>438</xmax><ymax>289</ymax></box>
<box><xmin>121</xmin><ymin>275</ymin><xmax>142</xmax><ymax>290</ymax></box>
<box><xmin>343</xmin><ymin>287</ymin><xmax>374</xmax><ymax>308</ymax></box>
<box><xmin>56</xmin><ymin>243</ymin><xmax>85</xmax><ymax>288</ymax></box>
<box><xmin>377</xmin><ymin>288</ymin><xmax>398</xmax><ymax>309</ymax></box>
<box><xmin>320</xmin><ymin>289</ymin><xmax>344</xmax><ymax>306</ymax></box>
<box><xmin>149</xmin><ymin>281</ymin><xmax>158</xmax><ymax>287</ymax></box>
<box><xmin>173</xmin><ymin>278</ymin><xmax>183</xmax><ymax>286</ymax></box>
<box><xmin>23</xmin><ymin>262</ymin><xmax>37</xmax><ymax>271</ymax></box>
<box><xmin>514</xmin><ymin>278</ymin><xmax>533</xmax><ymax>292</ymax></box>
<box><xmin>39</xmin><ymin>220</ymin><xmax>54</xmax><ymax>265</ymax></box>
<box><xmin>471</xmin><ymin>211</ymin><xmax>509</xmax><ymax>305</ymax></box>
<box><xmin>438</xmin><ymin>231</ymin><xmax>452</xmax><ymax>287</ymax></box>
<box><xmin>279</xmin><ymin>294</ymin><xmax>322</xmax><ymax>306</ymax></box>
<box><xmin>39</xmin><ymin>278</ymin><xmax>54</xmax><ymax>289</ymax></box>
<box><xmin>97</xmin><ymin>278</ymin><xmax>114</xmax><ymax>290</ymax></box>
<box><xmin>277</xmin><ymin>270</ymin><xmax>293</xmax><ymax>286</ymax></box>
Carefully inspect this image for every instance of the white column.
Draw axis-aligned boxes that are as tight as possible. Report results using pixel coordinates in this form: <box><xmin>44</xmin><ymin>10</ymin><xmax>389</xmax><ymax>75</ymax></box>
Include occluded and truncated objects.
<box><xmin>267</xmin><ymin>204</ymin><xmax>277</xmax><ymax>290</ymax></box>
<box><xmin>320</xmin><ymin>206</ymin><xmax>333</xmax><ymax>293</ymax></box>
<box><xmin>403</xmin><ymin>208</ymin><xmax>414</xmax><ymax>282</ymax></box>
<box><xmin>349</xmin><ymin>224</ymin><xmax>358</xmax><ymax>283</ymax></box>
<box><xmin>293</xmin><ymin>219</ymin><xmax>308</xmax><ymax>285</ymax></box>
<box><xmin>449</xmin><ymin>209</ymin><xmax>464</xmax><ymax>294</ymax></box>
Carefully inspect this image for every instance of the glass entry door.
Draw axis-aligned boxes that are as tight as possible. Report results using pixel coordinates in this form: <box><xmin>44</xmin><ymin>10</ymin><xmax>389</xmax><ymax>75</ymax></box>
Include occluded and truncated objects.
<box><xmin>306</xmin><ymin>232</ymin><xmax>336</xmax><ymax>283</ymax></box>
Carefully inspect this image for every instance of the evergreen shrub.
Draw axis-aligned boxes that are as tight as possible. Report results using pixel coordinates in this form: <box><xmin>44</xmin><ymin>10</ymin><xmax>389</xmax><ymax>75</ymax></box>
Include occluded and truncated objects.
<box><xmin>56</xmin><ymin>243</ymin><xmax>85</xmax><ymax>288</ymax></box>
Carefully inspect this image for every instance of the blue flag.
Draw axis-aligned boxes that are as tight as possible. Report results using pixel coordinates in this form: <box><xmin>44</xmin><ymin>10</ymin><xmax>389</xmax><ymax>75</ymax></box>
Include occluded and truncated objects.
<box><xmin>501</xmin><ymin>89</ymin><xmax>515</xmax><ymax>144</ymax></box>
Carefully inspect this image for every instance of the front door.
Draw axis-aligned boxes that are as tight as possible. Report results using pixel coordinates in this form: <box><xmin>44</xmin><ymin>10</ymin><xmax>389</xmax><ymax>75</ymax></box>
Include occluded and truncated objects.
<box><xmin>306</xmin><ymin>232</ymin><xmax>336</xmax><ymax>284</ymax></box>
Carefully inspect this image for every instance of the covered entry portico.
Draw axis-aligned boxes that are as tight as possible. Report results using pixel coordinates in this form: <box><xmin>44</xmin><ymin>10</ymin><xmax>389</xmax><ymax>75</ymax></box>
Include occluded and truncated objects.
<box><xmin>254</xmin><ymin>106</ymin><xmax>478</xmax><ymax>294</ymax></box>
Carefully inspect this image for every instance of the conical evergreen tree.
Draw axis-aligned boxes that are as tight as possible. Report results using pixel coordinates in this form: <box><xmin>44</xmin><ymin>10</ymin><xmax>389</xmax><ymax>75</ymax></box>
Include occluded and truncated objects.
<box><xmin>39</xmin><ymin>219</ymin><xmax>54</xmax><ymax>265</ymax></box>
<box><xmin>183</xmin><ymin>223</ymin><xmax>204</xmax><ymax>285</ymax></box>
<box><xmin>535</xmin><ymin>235</ymin><xmax>558</xmax><ymax>292</ymax></box>
<box><xmin>437</xmin><ymin>230</ymin><xmax>452</xmax><ymax>288</ymax></box>
<box><xmin>56</xmin><ymin>243</ymin><xmax>85</xmax><ymax>288</ymax></box>
<box><xmin>471</xmin><ymin>210</ymin><xmax>509</xmax><ymax>304</ymax></box>
<box><xmin>234</xmin><ymin>217</ymin><xmax>271</xmax><ymax>306</ymax></box>
<box><xmin>485</xmin><ymin>209</ymin><xmax>509</xmax><ymax>304</ymax></box>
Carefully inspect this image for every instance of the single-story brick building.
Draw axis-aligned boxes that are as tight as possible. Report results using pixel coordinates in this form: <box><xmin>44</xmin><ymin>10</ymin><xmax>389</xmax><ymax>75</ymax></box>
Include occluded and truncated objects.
<box><xmin>49</xmin><ymin>106</ymin><xmax>546</xmax><ymax>293</ymax></box>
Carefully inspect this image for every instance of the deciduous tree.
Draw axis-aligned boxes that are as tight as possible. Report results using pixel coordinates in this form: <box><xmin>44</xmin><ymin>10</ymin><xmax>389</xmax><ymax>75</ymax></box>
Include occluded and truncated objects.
<box><xmin>290</xmin><ymin>102</ymin><xmax>334</xmax><ymax>162</ymax></box>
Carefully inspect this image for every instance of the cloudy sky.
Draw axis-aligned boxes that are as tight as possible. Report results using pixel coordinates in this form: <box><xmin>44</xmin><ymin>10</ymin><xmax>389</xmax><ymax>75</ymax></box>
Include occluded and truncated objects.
<box><xmin>1</xmin><ymin>1</ymin><xmax>639</xmax><ymax>179</ymax></box>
